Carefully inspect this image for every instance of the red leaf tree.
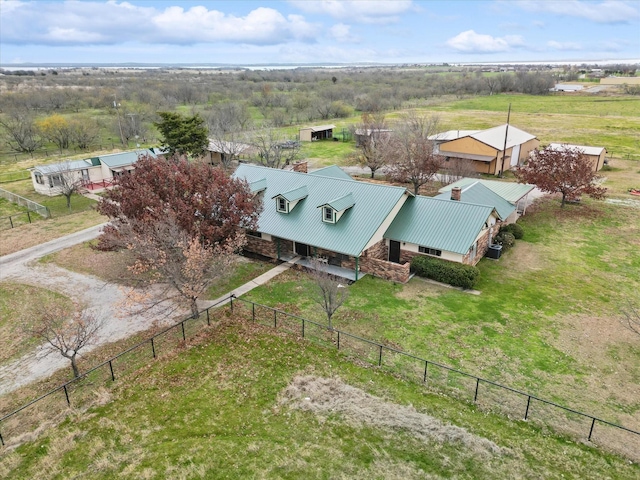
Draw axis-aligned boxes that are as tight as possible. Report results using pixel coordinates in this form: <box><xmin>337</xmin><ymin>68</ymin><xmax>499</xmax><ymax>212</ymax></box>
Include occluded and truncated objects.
<box><xmin>97</xmin><ymin>155</ymin><xmax>261</xmax><ymax>318</ymax></box>
<box><xmin>515</xmin><ymin>145</ymin><xmax>606</xmax><ymax>207</ymax></box>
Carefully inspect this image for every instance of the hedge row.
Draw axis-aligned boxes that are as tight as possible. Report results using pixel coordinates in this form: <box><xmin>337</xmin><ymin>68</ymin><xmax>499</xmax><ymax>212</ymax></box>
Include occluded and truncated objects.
<box><xmin>411</xmin><ymin>255</ymin><xmax>480</xmax><ymax>289</ymax></box>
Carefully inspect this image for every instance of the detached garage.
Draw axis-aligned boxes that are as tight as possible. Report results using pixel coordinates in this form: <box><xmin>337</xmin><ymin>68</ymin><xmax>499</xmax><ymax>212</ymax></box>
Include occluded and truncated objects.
<box><xmin>547</xmin><ymin>143</ymin><xmax>607</xmax><ymax>172</ymax></box>
<box><xmin>299</xmin><ymin>125</ymin><xmax>335</xmax><ymax>142</ymax></box>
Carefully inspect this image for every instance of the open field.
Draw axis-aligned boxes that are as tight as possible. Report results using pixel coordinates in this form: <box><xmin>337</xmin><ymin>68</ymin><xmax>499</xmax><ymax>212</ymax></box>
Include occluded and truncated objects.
<box><xmin>0</xmin><ymin>318</ymin><xmax>637</xmax><ymax>479</ymax></box>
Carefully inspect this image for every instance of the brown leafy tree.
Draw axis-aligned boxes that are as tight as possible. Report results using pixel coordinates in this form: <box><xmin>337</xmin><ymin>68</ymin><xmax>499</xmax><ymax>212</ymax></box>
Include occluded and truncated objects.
<box><xmin>97</xmin><ymin>156</ymin><xmax>260</xmax><ymax>318</ymax></box>
<box><xmin>515</xmin><ymin>146</ymin><xmax>607</xmax><ymax>207</ymax></box>
<box><xmin>28</xmin><ymin>305</ymin><xmax>103</xmax><ymax>378</ymax></box>
<box><xmin>385</xmin><ymin>113</ymin><xmax>444</xmax><ymax>195</ymax></box>
<box><xmin>309</xmin><ymin>258</ymin><xmax>349</xmax><ymax>331</ymax></box>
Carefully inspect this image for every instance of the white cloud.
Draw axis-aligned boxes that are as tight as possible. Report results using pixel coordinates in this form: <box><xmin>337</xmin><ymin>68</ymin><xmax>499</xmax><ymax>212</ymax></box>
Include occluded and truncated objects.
<box><xmin>0</xmin><ymin>1</ymin><xmax>319</xmax><ymax>46</ymax></box>
<box><xmin>289</xmin><ymin>0</ymin><xmax>414</xmax><ymax>24</ymax></box>
<box><xmin>518</xmin><ymin>0</ymin><xmax>639</xmax><ymax>24</ymax></box>
<box><xmin>446</xmin><ymin>30</ymin><xmax>525</xmax><ymax>53</ymax></box>
<box><xmin>547</xmin><ymin>40</ymin><xmax>582</xmax><ymax>51</ymax></box>
<box><xmin>329</xmin><ymin>23</ymin><xmax>359</xmax><ymax>43</ymax></box>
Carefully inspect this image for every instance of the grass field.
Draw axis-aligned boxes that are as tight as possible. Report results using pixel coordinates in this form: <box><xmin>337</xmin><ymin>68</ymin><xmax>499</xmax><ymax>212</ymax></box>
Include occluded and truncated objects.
<box><xmin>0</xmin><ymin>317</ymin><xmax>637</xmax><ymax>479</ymax></box>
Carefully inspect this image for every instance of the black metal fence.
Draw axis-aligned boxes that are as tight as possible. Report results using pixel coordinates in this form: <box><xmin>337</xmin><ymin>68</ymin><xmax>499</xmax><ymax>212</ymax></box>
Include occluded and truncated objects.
<box><xmin>230</xmin><ymin>296</ymin><xmax>640</xmax><ymax>462</ymax></box>
<box><xmin>0</xmin><ymin>211</ymin><xmax>37</xmax><ymax>230</ymax></box>
<box><xmin>0</xmin><ymin>296</ymin><xmax>229</xmax><ymax>448</ymax></box>
<box><xmin>1</xmin><ymin>294</ymin><xmax>639</xmax><ymax>462</ymax></box>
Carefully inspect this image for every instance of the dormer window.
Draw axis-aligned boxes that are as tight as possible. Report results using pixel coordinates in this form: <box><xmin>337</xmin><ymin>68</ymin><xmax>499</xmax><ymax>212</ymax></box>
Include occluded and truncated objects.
<box><xmin>318</xmin><ymin>192</ymin><xmax>355</xmax><ymax>224</ymax></box>
<box><xmin>323</xmin><ymin>206</ymin><xmax>335</xmax><ymax>223</ymax></box>
<box><xmin>272</xmin><ymin>185</ymin><xmax>308</xmax><ymax>214</ymax></box>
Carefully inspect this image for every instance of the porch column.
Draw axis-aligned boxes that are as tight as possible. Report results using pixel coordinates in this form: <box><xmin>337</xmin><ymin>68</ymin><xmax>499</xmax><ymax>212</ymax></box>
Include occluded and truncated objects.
<box><xmin>355</xmin><ymin>256</ymin><xmax>359</xmax><ymax>281</ymax></box>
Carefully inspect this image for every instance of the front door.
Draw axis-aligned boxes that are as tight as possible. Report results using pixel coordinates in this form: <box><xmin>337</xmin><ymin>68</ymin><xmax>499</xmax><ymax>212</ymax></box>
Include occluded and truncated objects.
<box><xmin>295</xmin><ymin>242</ymin><xmax>310</xmax><ymax>257</ymax></box>
<box><xmin>389</xmin><ymin>240</ymin><xmax>401</xmax><ymax>263</ymax></box>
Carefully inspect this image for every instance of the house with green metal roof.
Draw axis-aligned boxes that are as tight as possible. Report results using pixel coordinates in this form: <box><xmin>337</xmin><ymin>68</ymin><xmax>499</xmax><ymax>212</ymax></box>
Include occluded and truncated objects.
<box><xmin>235</xmin><ymin>164</ymin><xmax>413</xmax><ymax>282</ymax></box>
<box><xmin>435</xmin><ymin>182</ymin><xmax>516</xmax><ymax>223</ymax></box>
<box><xmin>29</xmin><ymin>149</ymin><xmax>157</xmax><ymax>195</ymax></box>
<box><xmin>235</xmin><ymin>164</ymin><xmax>508</xmax><ymax>282</ymax></box>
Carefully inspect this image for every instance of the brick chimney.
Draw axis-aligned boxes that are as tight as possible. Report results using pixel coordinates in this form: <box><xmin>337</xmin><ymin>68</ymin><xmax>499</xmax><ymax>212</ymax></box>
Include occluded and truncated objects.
<box><xmin>292</xmin><ymin>161</ymin><xmax>308</xmax><ymax>173</ymax></box>
<box><xmin>451</xmin><ymin>187</ymin><xmax>461</xmax><ymax>201</ymax></box>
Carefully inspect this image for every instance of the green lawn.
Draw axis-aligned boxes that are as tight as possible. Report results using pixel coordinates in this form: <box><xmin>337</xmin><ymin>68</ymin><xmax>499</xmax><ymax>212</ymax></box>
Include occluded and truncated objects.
<box><xmin>244</xmin><ymin>198</ymin><xmax>640</xmax><ymax>431</ymax></box>
<box><xmin>1</xmin><ymin>179</ymin><xmax>96</xmax><ymax>217</ymax></box>
<box><xmin>1</xmin><ymin>318</ymin><xmax>636</xmax><ymax>479</ymax></box>
<box><xmin>205</xmin><ymin>257</ymin><xmax>274</xmax><ymax>299</ymax></box>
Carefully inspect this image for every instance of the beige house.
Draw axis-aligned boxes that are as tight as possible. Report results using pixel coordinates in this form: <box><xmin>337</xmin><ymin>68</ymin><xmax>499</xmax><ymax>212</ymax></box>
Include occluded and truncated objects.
<box><xmin>205</xmin><ymin>139</ymin><xmax>256</xmax><ymax>165</ymax></box>
<box><xmin>299</xmin><ymin>124</ymin><xmax>335</xmax><ymax>142</ymax></box>
<box><xmin>547</xmin><ymin>143</ymin><xmax>607</xmax><ymax>172</ymax></box>
<box><xmin>431</xmin><ymin>124</ymin><xmax>539</xmax><ymax>176</ymax></box>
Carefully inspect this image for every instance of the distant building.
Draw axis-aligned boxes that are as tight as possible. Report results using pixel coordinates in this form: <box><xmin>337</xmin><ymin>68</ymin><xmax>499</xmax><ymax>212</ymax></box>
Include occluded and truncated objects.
<box><xmin>299</xmin><ymin>124</ymin><xmax>335</xmax><ymax>142</ymax></box>
<box><xmin>547</xmin><ymin>143</ymin><xmax>607</xmax><ymax>172</ymax></box>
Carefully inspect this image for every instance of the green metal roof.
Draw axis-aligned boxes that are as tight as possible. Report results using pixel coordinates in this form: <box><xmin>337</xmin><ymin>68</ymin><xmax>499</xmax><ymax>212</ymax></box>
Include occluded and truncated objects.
<box><xmin>98</xmin><ymin>149</ymin><xmax>156</xmax><ymax>168</ymax></box>
<box><xmin>274</xmin><ymin>185</ymin><xmax>309</xmax><ymax>202</ymax></box>
<box><xmin>319</xmin><ymin>192</ymin><xmax>355</xmax><ymax>212</ymax></box>
<box><xmin>310</xmin><ymin>165</ymin><xmax>354</xmax><ymax>181</ymax></box>
<box><xmin>249</xmin><ymin>178</ymin><xmax>267</xmax><ymax>193</ymax></box>
<box><xmin>439</xmin><ymin>178</ymin><xmax>534</xmax><ymax>203</ymax></box>
<box><xmin>385</xmin><ymin>196</ymin><xmax>495</xmax><ymax>255</ymax></box>
<box><xmin>234</xmin><ymin>164</ymin><xmax>409</xmax><ymax>257</ymax></box>
<box><xmin>435</xmin><ymin>182</ymin><xmax>515</xmax><ymax>220</ymax></box>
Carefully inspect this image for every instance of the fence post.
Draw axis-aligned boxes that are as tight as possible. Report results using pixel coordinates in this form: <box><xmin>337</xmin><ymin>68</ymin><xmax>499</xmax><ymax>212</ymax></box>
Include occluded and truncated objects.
<box><xmin>588</xmin><ymin>418</ymin><xmax>596</xmax><ymax>441</ymax></box>
<box><xmin>302</xmin><ymin>318</ymin><xmax>305</xmax><ymax>338</ymax></box>
<box><xmin>474</xmin><ymin>378</ymin><xmax>480</xmax><ymax>402</ymax></box>
<box><xmin>9</xmin><ymin>216</ymin><xmax>13</xmax><ymax>229</ymax></box>
<box><xmin>252</xmin><ymin>303</ymin><xmax>255</xmax><ymax>322</ymax></box>
<box><xmin>181</xmin><ymin>322</ymin><xmax>186</xmax><ymax>341</ymax></box>
<box><xmin>524</xmin><ymin>396</ymin><xmax>531</xmax><ymax>420</ymax></box>
<box><xmin>337</xmin><ymin>331</ymin><xmax>340</xmax><ymax>350</ymax></box>
<box><xmin>206</xmin><ymin>308</ymin><xmax>210</xmax><ymax>326</ymax></box>
<box><xmin>0</xmin><ymin>430</ymin><xmax>4</xmax><ymax>447</ymax></box>
<box><xmin>109</xmin><ymin>360</ymin><xmax>115</xmax><ymax>381</ymax></box>
<box><xmin>378</xmin><ymin>345</ymin><xmax>383</xmax><ymax>366</ymax></box>
<box><xmin>230</xmin><ymin>295</ymin><xmax>234</xmax><ymax>312</ymax></box>
<box><xmin>423</xmin><ymin>360</ymin><xmax>429</xmax><ymax>383</ymax></box>
<box><xmin>274</xmin><ymin>309</ymin><xmax>277</xmax><ymax>328</ymax></box>
<box><xmin>27</xmin><ymin>211</ymin><xmax>31</xmax><ymax>223</ymax></box>
<box><xmin>151</xmin><ymin>338</ymin><xmax>156</xmax><ymax>358</ymax></box>
<box><xmin>63</xmin><ymin>385</ymin><xmax>70</xmax><ymax>406</ymax></box>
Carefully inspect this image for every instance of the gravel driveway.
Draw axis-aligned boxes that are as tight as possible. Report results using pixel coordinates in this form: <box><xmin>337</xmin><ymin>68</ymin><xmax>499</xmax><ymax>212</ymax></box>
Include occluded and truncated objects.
<box><xmin>0</xmin><ymin>224</ymin><xmax>178</xmax><ymax>396</ymax></box>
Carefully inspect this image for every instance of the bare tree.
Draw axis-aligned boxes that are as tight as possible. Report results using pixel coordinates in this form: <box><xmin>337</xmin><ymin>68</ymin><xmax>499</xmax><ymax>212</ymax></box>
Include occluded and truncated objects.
<box><xmin>28</xmin><ymin>305</ymin><xmax>103</xmax><ymax>378</ymax></box>
<box><xmin>120</xmin><ymin>216</ymin><xmax>246</xmax><ymax>319</ymax></box>
<box><xmin>309</xmin><ymin>258</ymin><xmax>349</xmax><ymax>331</ymax></box>
<box><xmin>208</xmin><ymin>134</ymin><xmax>252</xmax><ymax>170</ymax></box>
<box><xmin>0</xmin><ymin>110</ymin><xmax>43</xmax><ymax>153</ymax></box>
<box><xmin>251</xmin><ymin>129</ymin><xmax>300</xmax><ymax>169</ymax></box>
<box><xmin>385</xmin><ymin>112</ymin><xmax>445</xmax><ymax>195</ymax></box>
<box><xmin>440</xmin><ymin>158</ymin><xmax>479</xmax><ymax>185</ymax></box>
<box><xmin>620</xmin><ymin>302</ymin><xmax>640</xmax><ymax>337</ymax></box>
<box><xmin>49</xmin><ymin>161</ymin><xmax>83</xmax><ymax>209</ymax></box>
<box><xmin>349</xmin><ymin>113</ymin><xmax>390</xmax><ymax>178</ymax></box>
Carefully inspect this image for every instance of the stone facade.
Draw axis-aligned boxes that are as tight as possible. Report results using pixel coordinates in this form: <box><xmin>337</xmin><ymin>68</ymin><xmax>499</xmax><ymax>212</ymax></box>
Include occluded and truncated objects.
<box><xmin>363</xmin><ymin>239</ymin><xmax>387</xmax><ymax>260</ymax></box>
<box><xmin>462</xmin><ymin>229</ymin><xmax>491</xmax><ymax>265</ymax></box>
<box><xmin>244</xmin><ymin>235</ymin><xmax>278</xmax><ymax>259</ymax></box>
<box><xmin>360</xmin><ymin>256</ymin><xmax>411</xmax><ymax>283</ymax></box>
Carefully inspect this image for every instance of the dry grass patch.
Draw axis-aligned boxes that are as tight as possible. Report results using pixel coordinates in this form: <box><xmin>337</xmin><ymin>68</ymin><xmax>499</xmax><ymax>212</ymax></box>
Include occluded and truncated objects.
<box><xmin>280</xmin><ymin>375</ymin><xmax>507</xmax><ymax>457</ymax></box>
<box><xmin>0</xmin><ymin>210</ymin><xmax>104</xmax><ymax>256</ymax></box>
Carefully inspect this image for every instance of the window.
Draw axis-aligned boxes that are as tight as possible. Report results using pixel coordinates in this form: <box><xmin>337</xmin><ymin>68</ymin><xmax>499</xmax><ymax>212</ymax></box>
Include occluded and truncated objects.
<box><xmin>34</xmin><ymin>173</ymin><xmax>44</xmax><ymax>185</ymax></box>
<box><xmin>277</xmin><ymin>197</ymin><xmax>287</xmax><ymax>213</ymax></box>
<box><xmin>419</xmin><ymin>246</ymin><xmax>442</xmax><ymax>257</ymax></box>
<box><xmin>323</xmin><ymin>206</ymin><xmax>334</xmax><ymax>223</ymax></box>
<box><xmin>247</xmin><ymin>230</ymin><xmax>262</xmax><ymax>238</ymax></box>
<box><xmin>49</xmin><ymin>174</ymin><xmax>62</xmax><ymax>187</ymax></box>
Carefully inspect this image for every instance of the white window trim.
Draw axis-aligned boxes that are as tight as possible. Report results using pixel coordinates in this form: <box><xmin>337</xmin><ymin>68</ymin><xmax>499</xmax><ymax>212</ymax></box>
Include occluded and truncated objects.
<box><xmin>323</xmin><ymin>206</ymin><xmax>335</xmax><ymax>223</ymax></box>
<box><xmin>277</xmin><ymin>197</ymin><xmax>288</xmax><ymax>213</ymax></box>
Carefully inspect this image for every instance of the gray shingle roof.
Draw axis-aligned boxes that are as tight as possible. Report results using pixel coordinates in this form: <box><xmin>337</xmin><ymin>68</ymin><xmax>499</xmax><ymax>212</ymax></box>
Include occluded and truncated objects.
<box><xmin>385</xmin><ymin>196</ymin><xmax>495</xmax><ymax>255</ymax></box>
<box><xmin>234</xmin><ymin>164</ymin><xmax>409</xmax><ymax>257</ymax></box>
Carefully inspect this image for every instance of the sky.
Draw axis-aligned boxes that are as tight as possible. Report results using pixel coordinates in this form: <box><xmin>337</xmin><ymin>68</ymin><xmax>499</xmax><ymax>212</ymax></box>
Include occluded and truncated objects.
<box><xmin>0</xmin><ymin>0</ymin><xmax>639</xmax><ymax>65</ymax></box>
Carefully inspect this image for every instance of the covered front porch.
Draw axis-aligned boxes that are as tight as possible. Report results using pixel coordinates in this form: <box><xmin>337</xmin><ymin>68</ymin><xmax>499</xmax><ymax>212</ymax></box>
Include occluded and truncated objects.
<box><xmin>279</xmin><ymin>252</ymin><xmax>363</xmax><ymax>282</ymax></box>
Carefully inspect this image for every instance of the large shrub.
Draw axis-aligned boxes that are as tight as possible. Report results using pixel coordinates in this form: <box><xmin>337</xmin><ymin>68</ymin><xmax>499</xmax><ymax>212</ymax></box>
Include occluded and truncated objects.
<box><xmin>411</xmin><ymin>255</ymin><xmax>480</xmax><ymax>289</ymax></box>
<box><xmin>494</xmin><ymin>231</ymin><xmax>516</xmax><ymax>250</ymax></box>
<box><xmin>500</xmin><ymin>223</ymin><xmax>524</xmax><ymax>239</ymax></box>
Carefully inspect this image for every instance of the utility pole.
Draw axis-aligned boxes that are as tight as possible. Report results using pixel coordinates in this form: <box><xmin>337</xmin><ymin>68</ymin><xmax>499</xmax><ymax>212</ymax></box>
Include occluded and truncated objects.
<box><xmin>498</xmin><ymin>103</ymin><xmax>511</xmax><ymax>177</ymax></box>
<box><xmin>114</xmin><ymin>93</ymin><xmax>126</xmax><ymax>147</ymax></box>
